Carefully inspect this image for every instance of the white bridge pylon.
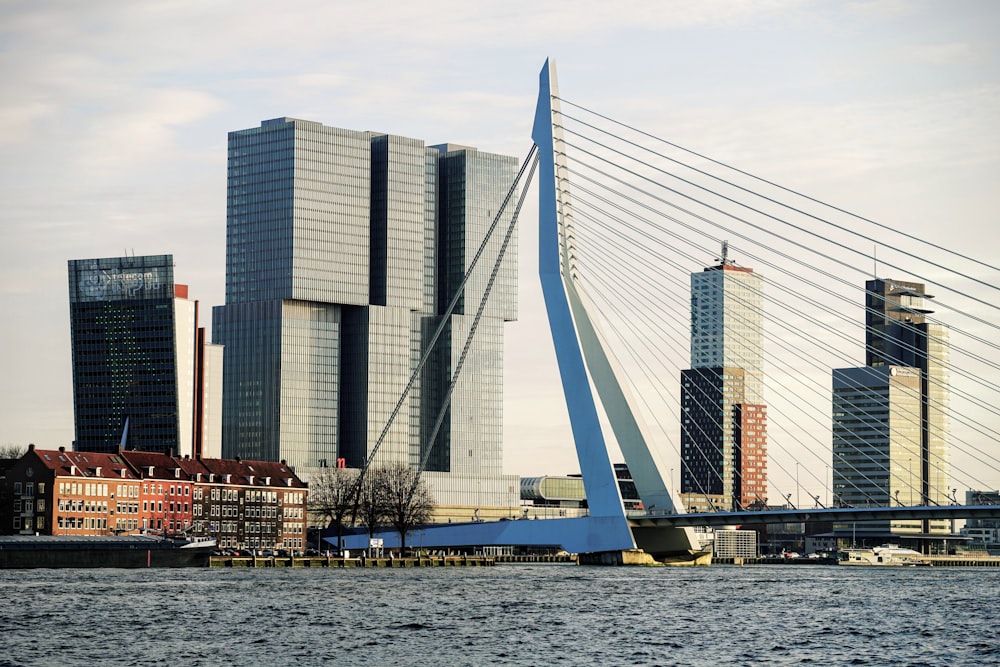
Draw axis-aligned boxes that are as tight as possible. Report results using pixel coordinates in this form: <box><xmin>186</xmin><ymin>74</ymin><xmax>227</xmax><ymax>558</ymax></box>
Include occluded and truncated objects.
<box><xmin>532</xmin><ymin>58</ymin><xmax>701</xmax><ymax>557</ymax></box>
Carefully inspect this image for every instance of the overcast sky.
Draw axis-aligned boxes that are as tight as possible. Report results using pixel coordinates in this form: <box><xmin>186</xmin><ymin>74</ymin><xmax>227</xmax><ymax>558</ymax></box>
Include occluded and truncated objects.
<box><xmin>1</xmin><ymin>1</ymin><xmax>998</xmax><ymax>489</ymax></box>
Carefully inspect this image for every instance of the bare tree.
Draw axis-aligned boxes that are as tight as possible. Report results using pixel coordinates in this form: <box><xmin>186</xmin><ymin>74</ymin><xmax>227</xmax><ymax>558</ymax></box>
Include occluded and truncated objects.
<box><xmin>356</xmin><ymin>466</ymin><xmax>389</xmax><ymax>554</ymax></box>
<box><xmin>381</xmin><ymin>462</ymin><xmax>435</xmax><ymax>556</ymax></box>
<box><xmin>0</xmin><ymin>444</ymin><xmax>26</xmax><ymax>460</ymax></box>
<box><xmin>307</xmin><ymin>466</ymin><xmax>359</xmax><ymax>553</ymax></box>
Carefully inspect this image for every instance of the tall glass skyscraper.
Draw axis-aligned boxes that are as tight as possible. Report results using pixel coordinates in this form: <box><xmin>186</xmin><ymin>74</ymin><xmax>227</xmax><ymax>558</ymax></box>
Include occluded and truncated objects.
<box><xmin>680</xmin><ymin>253</ymin><xmax>767</xmax><ymax>512</ymax></box>
<box><xmin>68</xmin><ymin>255</ymin><xmax>210</xmax><ymax>457</ymax></box>
<box><xmin>213</xmin><ymin>119</ymin><xmax>519</xmax><ymax>509</ymax></box>
<box><xmin>832</xmin><ymin>278</ymin><xmax>950</xmax><ymax>536</ymax></box>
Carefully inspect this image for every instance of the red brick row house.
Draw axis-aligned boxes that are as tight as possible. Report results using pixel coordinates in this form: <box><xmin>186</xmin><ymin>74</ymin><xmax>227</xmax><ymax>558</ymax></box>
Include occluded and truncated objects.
<box><xmin>3</xmin><ymin>445</ymin><xmax>307</xmax><ymax>552</ymax></box>
<box><xmin>177</xmin><ymin>455</ymin><xmax>308</xmax><ymax>551</ymax></box>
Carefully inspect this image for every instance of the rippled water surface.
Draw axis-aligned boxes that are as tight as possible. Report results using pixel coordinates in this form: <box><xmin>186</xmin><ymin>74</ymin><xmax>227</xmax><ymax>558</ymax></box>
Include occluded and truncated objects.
<box><xmin>1</xmin><ymin>564</ymin><xmax>997</xmax><ymax>666</ymax></box>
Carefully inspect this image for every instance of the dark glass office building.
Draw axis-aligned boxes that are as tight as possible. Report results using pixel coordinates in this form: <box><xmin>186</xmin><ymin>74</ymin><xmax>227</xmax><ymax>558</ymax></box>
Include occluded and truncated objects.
<box><xmin>68</xmin><ymin>255</ymin><xmax>197</xmax><ymax>455</ymax></box>
<box><xmin>213</xmin><ymin>119</ymin><xmax>519</xmax><ymax>508</ymax></box>
<box><xmin>832</xmin><ymin>278</ymin><xmax>950</xmax><ymax>536</ymax></box>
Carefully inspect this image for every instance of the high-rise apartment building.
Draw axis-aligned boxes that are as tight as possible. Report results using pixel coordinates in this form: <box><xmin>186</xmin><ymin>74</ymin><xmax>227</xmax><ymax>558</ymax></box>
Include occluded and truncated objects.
<box><xmin>213</xmin><ymin>118</ymin><xmax>519</xmax><ymax>509</ymax></box>
<box><xmin>67</xmin><ymin>255</ymin><xmax>221</xmax><ymax>458</ymax></box>
<box><xmin>832</xmin><ymin>278</ymin><xmax>950</xmax><ymax>536</ymax></box>
<box><xmin>680</xmin><ymin>252</ymin><xmax>767</xmax><ymax>512</ymax></box>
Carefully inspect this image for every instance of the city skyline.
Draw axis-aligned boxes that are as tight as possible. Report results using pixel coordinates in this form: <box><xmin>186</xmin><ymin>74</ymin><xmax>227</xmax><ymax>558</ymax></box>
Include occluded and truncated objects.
<box><xmin>213</xmin><ymin>116</ymin><xmax>519</xmax><ymax>510</ymax></box>
<box><xmin>2</xmin><ymin>2</ymin><xmax>998</xmax><ymax>498</ymax></box>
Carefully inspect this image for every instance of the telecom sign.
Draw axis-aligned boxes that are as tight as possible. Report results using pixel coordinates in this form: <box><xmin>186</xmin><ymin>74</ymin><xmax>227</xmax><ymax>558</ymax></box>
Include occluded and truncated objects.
<box><xmin>69</xmin><ymin>255</ymin><xmax>173</xmax><ymax>303</ymax></box>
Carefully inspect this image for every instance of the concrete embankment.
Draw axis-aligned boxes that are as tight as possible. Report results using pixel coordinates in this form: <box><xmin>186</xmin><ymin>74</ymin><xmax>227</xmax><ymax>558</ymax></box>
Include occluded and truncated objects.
<box><xmin>714</xmin><ymin>555</ymin><xmax>1000</xmax><ymax>567</ymax></box>
<box><xmin>923</xmin><ymin>556</ymin><xmax>1000</xmax><ymax>567</ymax></box>
<box><xmin>494</xmin><ymin>553</ymin><xmax>575</xmax><ymax>564</ymax></box>
<box><xmin>210</xmin><ymin>555</ymin><xmax>495</xmax><ymax>568</ymax></box>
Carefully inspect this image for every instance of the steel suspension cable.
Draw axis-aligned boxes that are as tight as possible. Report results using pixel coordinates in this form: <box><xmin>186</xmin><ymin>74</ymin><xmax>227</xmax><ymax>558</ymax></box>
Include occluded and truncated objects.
<box><xmin>553</xmin><ymin>95</ymin><xmax>1000</xmax><ymax>282</ymax></box>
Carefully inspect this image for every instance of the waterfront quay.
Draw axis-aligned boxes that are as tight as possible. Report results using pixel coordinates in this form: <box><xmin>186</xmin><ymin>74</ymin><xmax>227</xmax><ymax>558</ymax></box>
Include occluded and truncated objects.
<box><xmin>714</xmin><ymin>555</ymin><xmax>1000</xmax><ymax>567</ymax></box>
<box><xmin>211</xmin><ymin>552</ymin><xmax>576</xmax><ymax>568</ymax></box>
<box><xmin>211</xmin><ymin>554</ymin><xmax>496</xmax><ymax>568</ymax></box>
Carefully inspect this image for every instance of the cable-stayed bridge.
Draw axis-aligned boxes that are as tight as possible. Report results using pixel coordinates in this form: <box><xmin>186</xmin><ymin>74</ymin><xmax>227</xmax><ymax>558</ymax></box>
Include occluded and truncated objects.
<box><xmin>342</xmin><ymin>59</ymin><xmax>1000</xmax><ymax>561</ymax></box>
<box><xmin>629</xmin><ymin>506</ymin><xmax>1000</xmax><ymax>530</ymax></box>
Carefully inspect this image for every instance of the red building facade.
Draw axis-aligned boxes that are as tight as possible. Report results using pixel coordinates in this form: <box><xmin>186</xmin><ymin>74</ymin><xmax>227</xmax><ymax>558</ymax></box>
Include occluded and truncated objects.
<box><xmin>3</xmin><ymin>446</ymin><xmax>307</xmax><ymax>551</ymax></box>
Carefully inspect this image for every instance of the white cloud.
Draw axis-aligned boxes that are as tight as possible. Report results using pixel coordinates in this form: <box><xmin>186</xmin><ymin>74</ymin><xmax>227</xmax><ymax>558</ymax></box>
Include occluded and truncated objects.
<box><xmin>0</xmin><ymin>100</ymin><xmax>57</xmax><ymax>145</ymax></box>
<box><xmin>896</xmin><ymin>42</ymin><xmax>977</xmax><ymax>67</ymax></box>
<box><xmin>77</xmin><ymin>88</ymin><xmax>226</xmax><ymax>172</ymax></box>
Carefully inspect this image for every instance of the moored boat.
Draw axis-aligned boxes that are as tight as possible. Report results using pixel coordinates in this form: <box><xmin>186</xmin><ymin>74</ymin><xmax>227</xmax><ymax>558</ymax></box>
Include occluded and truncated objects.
<box><xmin>840</xmin><ymin>544</ymin><xmax>931</xmax><ymax>567</ymax></box>
<box><xmin>0</xmin><ymin>534</ymin><xmax>215</xmax><ymax>569</ymax></box>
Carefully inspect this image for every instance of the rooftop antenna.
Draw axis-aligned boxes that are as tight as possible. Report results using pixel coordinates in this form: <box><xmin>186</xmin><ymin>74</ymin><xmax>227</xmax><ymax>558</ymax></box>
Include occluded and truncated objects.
<box><xmin>716</xmin><ymin>240</ymin><xmax>731</xmax><ymax>266</ymax></box>
<box><xmin>873</xmin><ymin>244</ymin><xmax>878</xmax><ymax>279</ymax></box>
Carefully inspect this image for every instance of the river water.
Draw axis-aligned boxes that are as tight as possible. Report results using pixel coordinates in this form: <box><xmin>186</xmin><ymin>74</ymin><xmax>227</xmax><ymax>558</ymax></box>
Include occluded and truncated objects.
<box><xmin>0</xmin><ymin>564</ymin><xmax>997</xmax><ymax>666</ymax></box>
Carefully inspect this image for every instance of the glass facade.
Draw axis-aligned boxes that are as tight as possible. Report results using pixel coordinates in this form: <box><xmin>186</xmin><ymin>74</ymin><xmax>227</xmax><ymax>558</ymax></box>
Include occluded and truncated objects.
<box><xmin>225</xmin><ymin>119</ymin><xmax>371</xmax><ymax>306</ymax></box>
<box><xmin>369</xmin><ymin>134</ymin><xmax>426</xmax><ymax>309</ymax></box>
<box><xmin>339</xmin><ymin>304</ymin><xmax>414</xmax><ymax>468</ymax></box>
<box><xmin>215</xmin><ymin>119</ymin><xmax>519</xmax><ymax>509</ymax></box>
<box><xmin>681</xmin><ymin>262</ymin><xmax>767</xmax><ymax>512</ymax></box>
<box><xmin>436</xmin><ymin>147</ymin><xmax>518</xmax><ymax>322</ymax></box>
<box><xmin>689</xmin><ymin>265</ymin><xmax>763</xmax><ymax>403</ymax></box>
<box><xmin>213</xmin><ymin>299</ymin><xmax>287</xmax><ymax>462</ymax></box>
<box><xmin>832</xmin><ymin>366</ymin><xmax>923</xmax><ymax>534</ymax></box>
<box><xmin>68</xmin><ymin>255</ymin><xmax>187</xmax><ymax>455</ymax></box>
<box><xmin>833</xmin><ymin>278</ymin><xmax>951</xmax><ymax>535</ymax></box>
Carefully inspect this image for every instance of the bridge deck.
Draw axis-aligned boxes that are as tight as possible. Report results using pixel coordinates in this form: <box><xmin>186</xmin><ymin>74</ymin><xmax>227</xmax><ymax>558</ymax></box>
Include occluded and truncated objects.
<box><xmin>627</xmin><ymin>505</ymin><xmax>1000</xmax><ymax>528</ymax></box>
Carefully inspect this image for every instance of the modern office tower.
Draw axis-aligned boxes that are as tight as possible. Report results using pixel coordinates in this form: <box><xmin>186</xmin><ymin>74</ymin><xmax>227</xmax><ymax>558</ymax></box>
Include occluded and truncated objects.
<box><xmin>67</xmin><ymin>255</ymin><xmax>221</xmax><ymax>458</ymax></box>
<box><xmin>832</xmin><ymin>366</ymin><xmax>923</xmax><ymax>534</ymax></box>
<box><xmin>680</xmin><ymin>251</ymin><xmax>766</xmax><ymax>512</ymax></box>
<box><xmin>213</xmin><ymin>118</ymin><xmax>519</xmax><ymax>510</ymax></box>
<box><xmin>865</xmin><ymin>278</ymin><xmax>950</xmax><ymax>514</ymax></box>
<box><xmin>832</xmin><ymin>278</ymin><xmax>950</xmax><ymax>536</ymax></box>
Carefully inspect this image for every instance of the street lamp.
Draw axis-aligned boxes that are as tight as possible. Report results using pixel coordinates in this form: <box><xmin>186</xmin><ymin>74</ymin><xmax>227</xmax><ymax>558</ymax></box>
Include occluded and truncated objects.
<box><xmin>795</xmin><ymin>463</ymin><xmax>800</xmax><ymax>511</ymax></box>
<box><xmin>825</xmin><ymin>464</ymin><xmax>830</xmax><ymax>508</ymax></box>
<box><xmin>908</xmin><ymin>457</ymin><xmax>913</xmax><ymax>506</ymax></box>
